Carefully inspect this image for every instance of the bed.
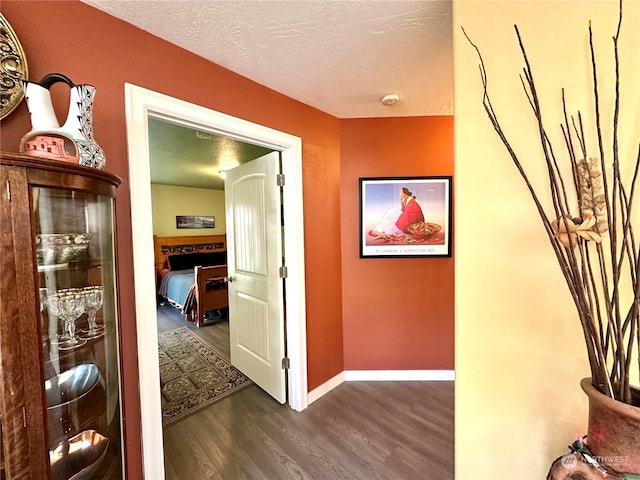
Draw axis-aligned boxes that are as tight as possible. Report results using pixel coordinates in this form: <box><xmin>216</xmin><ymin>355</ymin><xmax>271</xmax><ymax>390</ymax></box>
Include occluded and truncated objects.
<box><xmin>154</xmin><ymin>235</ymin><xmax>228</xmax><ymax>327</ymax></box>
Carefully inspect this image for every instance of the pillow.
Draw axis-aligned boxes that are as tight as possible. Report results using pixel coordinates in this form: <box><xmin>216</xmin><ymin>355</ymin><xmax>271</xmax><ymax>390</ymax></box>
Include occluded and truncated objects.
<box><xmin>167</xmin><ymin>251</ymin><xmax>227</xmax><ymax>271</ymax></box>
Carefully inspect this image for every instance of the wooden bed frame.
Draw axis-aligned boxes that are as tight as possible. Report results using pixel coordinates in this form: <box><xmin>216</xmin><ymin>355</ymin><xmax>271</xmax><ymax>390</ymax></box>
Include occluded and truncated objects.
<box><xmin>153</xmin><ymin>234</ymin><xmax>228</xmax><ymax>327</ymax></box>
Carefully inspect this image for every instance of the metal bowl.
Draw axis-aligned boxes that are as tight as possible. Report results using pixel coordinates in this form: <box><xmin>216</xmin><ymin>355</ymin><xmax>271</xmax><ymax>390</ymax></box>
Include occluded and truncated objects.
<box><xmin>45</xmin><ymin>364</ymin><xmax>100</xmax><ymax>409</ymax></box>
<box><xmin>49</xmin><ymin>429</ymin><xmax>109</xmax><ymax>480</ymax></box>
<box><xmin>36</xmin><ymin>233</ymin><xmax>91</xmax><ymax>265</ymax></box>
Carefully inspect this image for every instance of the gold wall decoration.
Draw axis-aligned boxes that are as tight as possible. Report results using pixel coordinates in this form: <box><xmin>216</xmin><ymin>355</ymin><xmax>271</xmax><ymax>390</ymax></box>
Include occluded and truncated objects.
<box><xmin>0</xmin><ymin>13</ymin><xmax>29</xmax><ymax>120</ymax></box>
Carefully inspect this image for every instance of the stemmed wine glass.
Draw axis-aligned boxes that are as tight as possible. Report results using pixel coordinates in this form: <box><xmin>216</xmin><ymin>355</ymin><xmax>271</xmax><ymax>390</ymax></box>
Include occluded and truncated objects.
<box><xmin>79</xmin><ymin>286</ymin><xmax>104</xmax><ymax>339</ymax></box>
<box><xmin>39</xmin><ymin>287</ymin><xmax>49</xmax><ymax>343</ymax></box>
<box><xmin>47</xmin><ymin>291</ymin><xmax>67</xmax><ymax>344</ymax></box>
<box><xmin>48</xmin><ymin>289</ymin><xmax>87</xmax><ymax>350</ymax></box>
<box><xmin>39</xmin><ymin>287</ymin><xmax>48</xmax><ymax>313</ymax></box>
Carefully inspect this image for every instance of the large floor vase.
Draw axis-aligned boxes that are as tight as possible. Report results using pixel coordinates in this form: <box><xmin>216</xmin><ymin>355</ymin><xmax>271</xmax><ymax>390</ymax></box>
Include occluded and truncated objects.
<box><xmin>581</xmin><ymin>377</ymin><xmax>640</xmax><ymax>474</ymax></box>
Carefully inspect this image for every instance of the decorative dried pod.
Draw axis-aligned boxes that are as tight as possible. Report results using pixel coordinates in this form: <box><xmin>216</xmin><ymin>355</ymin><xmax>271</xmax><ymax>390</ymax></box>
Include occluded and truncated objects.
<box><xmin>576</xmin><ymin>215</ymin><xmax>602</xmax><ymax>243</ymax></box>
<box><xmin>577</xmin><ymin>158</ymin><xmax>608</xmax><ymax>233</ymax></box>
<box><xmin>552</xmin><ymin>216</ymin><xmax>578</xmax><ymax>249</ymax></box>
<box><xmin>552</xmin><ymin>215</ymin><xmax>602</xmax><ymax>248</ymax></box>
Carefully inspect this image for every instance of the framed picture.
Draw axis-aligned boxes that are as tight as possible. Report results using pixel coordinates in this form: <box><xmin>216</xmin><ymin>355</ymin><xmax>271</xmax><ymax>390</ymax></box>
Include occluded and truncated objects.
<box><xmin>359</xmin><ymin>176</ymin><xmax>452</xmax><ymax>258</ymax></box>
<box><xmin>175</xmin><ymin>215</ymin><xmax>215</xmax><ymax>229</ymax></box>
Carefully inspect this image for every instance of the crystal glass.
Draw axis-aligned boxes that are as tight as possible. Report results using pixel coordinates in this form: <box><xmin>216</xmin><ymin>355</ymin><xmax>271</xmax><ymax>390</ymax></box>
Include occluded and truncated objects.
<box><xmin>48</xmin><ymin>289</ymin><xmax>87</xmax><ymax>350</ymax></box>
<box><xmin>39</xmin><ymin>287</ymin><xmax>49</xmax><ymax>343</ymax></box>
<box><xmin>46</xmin><ymin>292</ymin><xmax>67</xmax><ymax>343</ymax></box>
<box><xmin>79</xmin><ymin>286</ymin><xmax>104</xmax><ymax>339</ymax></box>
<box><xmin>39</xmin><ymin>287</ymin><xmax>48</xmax><ymax>313</ymax></box>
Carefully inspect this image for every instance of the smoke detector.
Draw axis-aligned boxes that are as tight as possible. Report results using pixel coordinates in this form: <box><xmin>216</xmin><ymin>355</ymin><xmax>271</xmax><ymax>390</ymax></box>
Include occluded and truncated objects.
<box><xmin>381</xmin><ymin>93</ymin><xmax>400</xmax><ymax>106</ymax></box>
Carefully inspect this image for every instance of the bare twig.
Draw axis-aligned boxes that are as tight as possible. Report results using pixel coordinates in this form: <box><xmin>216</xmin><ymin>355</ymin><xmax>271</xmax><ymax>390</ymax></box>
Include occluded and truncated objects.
<box><xmin>461</xmin><ymin>0</ymin><xmax>638</xmax><ymax>403</ymax></box>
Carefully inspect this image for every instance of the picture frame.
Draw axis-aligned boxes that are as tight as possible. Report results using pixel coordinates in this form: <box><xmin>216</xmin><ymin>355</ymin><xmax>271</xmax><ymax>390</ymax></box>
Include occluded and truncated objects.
<box><xmin>175</xmin><ymin>215</ymin><xmax>215</xmax><ymax>229</ymax></box>
<box><xmin>359</xmin><ymin>176</ymin><xmax>452</xmax><ymax>258</ymax></box>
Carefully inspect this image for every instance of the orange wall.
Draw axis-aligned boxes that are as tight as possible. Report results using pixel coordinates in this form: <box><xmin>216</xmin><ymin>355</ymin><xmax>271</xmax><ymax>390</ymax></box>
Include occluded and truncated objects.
<box><xmin>340</xmin><ymin>117</ymin><xmax>454</xmax><ymax>370</ymax></box>
<box><xmin>1</xmin><ymin>2</ymin><xmax>456</xmax><ymax>475</ymax></box>
<box><xmin>1</xmin><ymin>1</ymin><xmax>344</xmax><ymax>476</ymax></box>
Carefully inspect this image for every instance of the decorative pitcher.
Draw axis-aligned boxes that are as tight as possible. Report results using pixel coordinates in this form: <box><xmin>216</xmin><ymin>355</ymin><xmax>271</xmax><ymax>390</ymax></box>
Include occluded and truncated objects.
<box><xmin>20</xmin><ymin>73</ymin><xmax>106</xmax><ymax>169</ymax></box>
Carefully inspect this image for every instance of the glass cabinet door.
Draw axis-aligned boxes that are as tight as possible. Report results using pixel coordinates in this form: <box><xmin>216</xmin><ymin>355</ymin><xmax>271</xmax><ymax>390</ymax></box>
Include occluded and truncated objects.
<box><xmin>33</xmin><ymin>186</ymin><xmax>123</xmax><ymax>480</ymax></box>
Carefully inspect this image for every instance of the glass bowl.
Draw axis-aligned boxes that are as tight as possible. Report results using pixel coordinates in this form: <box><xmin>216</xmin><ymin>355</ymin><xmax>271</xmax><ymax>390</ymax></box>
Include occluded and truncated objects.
<box><xmin>36</xmin><ymin>233</ymin><xmax>91</xmax><ymax>265</ymax></box>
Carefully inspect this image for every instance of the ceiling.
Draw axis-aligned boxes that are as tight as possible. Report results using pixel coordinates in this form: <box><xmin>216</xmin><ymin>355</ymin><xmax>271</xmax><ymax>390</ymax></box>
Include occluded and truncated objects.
<box><xmin>82</xmin><ymin>0</ymin><xmax>453</xmax><ymax>189</ymax></box>
<box><xmin>148</xmin><ymin>117</ymin><xmax>274</xmax><ymax>190</ymax></box>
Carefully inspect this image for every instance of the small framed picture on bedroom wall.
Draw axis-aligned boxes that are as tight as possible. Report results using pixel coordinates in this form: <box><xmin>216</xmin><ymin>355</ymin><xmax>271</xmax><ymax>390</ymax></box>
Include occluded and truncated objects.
<box><xmin>175</xmin><ymin>215</ymin><xmax>215</xmax><ymax>229</ymax></box>
<box><xmin>359</xmin><ymin>176</ymin><xmax>452</xmax><ymax>258</ymax></box>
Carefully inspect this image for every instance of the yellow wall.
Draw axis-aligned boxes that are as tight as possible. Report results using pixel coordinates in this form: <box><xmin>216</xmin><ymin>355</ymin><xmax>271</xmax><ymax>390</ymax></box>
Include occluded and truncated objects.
<box><xmin>150</xmin><ymin>184</ymin><xmax>226</xmax><ymax>236</ymax></box>
<box><xmin>454</xmin><ymin>0</ymin><xmax>640</xmax><ymax>477</ymax></box>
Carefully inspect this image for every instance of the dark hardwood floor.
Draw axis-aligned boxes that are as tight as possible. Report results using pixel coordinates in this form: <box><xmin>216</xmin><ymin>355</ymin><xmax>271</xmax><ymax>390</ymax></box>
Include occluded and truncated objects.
<box><xmin>157</xmin><ymin>303</ymin><xmax>230</xmax><ymax>356</ymax></box>
<box><xmin>157</xmin><ymin>305</ymin><xmax>455</xmax><ymax>480</ymax></box>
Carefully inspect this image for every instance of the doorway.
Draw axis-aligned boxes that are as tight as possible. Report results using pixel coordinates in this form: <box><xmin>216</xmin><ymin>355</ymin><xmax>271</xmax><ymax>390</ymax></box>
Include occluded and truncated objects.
<box><xmin>124</xmin><ymin>84</ymin><xmax>308</xmax><ymax>480</ymax></box>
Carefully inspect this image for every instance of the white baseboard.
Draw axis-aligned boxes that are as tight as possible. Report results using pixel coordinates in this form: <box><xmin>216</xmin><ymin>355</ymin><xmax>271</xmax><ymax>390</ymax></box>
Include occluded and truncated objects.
<box><xmin>307</xmin><ymin>371</ymin><xmax>345</xmax><ymax>405</ymax></box>
<box><xmin>307</xmin><ymin>370</ymin><xmax>455</xmax><ymax>405</ymax></box>
<box><xmin>344</xmin><ymin>370</ymin><xmax>455</xmax><ymax>382</ymax></box>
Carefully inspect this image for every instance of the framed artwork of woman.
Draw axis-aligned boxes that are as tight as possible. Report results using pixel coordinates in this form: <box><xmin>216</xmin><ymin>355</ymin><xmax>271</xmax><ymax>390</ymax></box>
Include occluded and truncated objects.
<box><xmin>359</xmin><ymin>176</ymin><xmax>452</xmax><ymax>258</ymax></box>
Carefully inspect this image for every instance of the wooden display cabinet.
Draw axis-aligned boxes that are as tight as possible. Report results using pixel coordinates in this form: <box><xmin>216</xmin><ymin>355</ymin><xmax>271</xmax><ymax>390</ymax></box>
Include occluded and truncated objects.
<box><xmin>0</xmin><ymin>152</ymin><xmax>124</xmax><ymax>480</ymax></box>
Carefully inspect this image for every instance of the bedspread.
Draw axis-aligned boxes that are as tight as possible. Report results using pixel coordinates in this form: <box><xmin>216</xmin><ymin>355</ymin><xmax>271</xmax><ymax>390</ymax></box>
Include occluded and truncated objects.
<box><xmin>158</xmin><ymin>269</ymin><xmax>195</xmax><ymax>314</ymax></box>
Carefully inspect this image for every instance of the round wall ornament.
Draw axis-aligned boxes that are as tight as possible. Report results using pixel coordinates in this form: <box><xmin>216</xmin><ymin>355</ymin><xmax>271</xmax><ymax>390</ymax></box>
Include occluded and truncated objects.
<box><xmin>0</xmin><ymin>13</ymin><xmax>29</xmax><ymax>120</ymax></box>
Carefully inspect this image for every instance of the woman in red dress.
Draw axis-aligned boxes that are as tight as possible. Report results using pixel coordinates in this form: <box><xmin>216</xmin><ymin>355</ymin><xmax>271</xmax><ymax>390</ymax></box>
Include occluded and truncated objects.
<box><xmin>395</xmin><ymin>187</ymin><xmax>424</xmax><ymax>232</ymax></box>
<box><xmin>370</xmin><ymin>187</ymin><xmax>424</xmax><ymax>236</ymax></box>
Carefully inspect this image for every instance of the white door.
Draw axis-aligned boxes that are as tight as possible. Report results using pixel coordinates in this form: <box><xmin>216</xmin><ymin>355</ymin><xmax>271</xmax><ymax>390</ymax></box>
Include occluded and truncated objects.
<box><xmin>224</xmin><ymin>151</ymin><xmax>286</xmax><ymax>403</ymax></box>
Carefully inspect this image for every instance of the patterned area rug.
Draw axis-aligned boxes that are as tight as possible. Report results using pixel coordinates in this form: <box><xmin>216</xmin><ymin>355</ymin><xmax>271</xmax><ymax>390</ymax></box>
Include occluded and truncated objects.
<box><xmin>158</xmin><ymin>327</ymin><xmax>251</xmax><ymax>427</ymax></box>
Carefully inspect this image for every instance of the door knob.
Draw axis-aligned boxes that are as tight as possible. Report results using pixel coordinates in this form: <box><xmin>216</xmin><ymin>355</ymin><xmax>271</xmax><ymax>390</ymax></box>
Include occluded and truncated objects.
<box><xmin>224</xmin><ymin>276</ymin><xmax>233</xmax><ymax>283</ymax></box>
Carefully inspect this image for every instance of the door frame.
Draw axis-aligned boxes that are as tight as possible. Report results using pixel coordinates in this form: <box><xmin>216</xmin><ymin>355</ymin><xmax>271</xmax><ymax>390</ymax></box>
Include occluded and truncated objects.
<box><xmin>124</xmin><ymin>83</ymin><xmax>308</xmax><ymax>480</ymax></box>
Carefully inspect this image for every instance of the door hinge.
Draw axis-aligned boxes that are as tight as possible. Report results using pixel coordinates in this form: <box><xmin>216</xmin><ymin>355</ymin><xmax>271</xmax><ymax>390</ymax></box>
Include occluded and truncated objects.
<box><xmin>279</xmin><ymin>265</ymin><xmax>288</xmax><ymax>278</ymax></box>
<box><xmin>22</xmin><ymin>406</ymin><xmax>27</xmax><ymax>428</ymax></box>
<box><xmin>281</xmin><ymin>357</ymin><xmax>290</xmax><ymax>369</ymax></box>
<box><xmin>5</xmin><ymin>180</ymin><xmax>10</xmax><ymax>202</ymax></box>
<box><xmin>276</xmin><ymin>174</ymin><xmax>285</xmax><ymax>187</ymax></box>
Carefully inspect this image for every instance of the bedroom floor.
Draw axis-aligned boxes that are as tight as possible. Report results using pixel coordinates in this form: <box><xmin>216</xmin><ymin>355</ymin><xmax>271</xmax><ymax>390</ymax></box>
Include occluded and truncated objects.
<box><xmin>157</xmin><ymin>303</ymin><xmax>230</xmax><ymax>356</ymax></box>
<box><xmin>157</xmin><ymin>305</ymin><xmax>455</xmax><ymax>480</ymax></box>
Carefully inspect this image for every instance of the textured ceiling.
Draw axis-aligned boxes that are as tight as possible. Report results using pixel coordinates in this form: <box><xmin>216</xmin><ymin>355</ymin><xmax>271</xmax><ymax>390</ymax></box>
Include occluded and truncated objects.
<box><xmin>148</xmin><ymin>117</ymin><xmax>274</xmax><ymax>190</ymax></box>
<box><xmin>81</xmin><ymin>0</ymin><xmax>453</xmax><ymax>119</ymax></box>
